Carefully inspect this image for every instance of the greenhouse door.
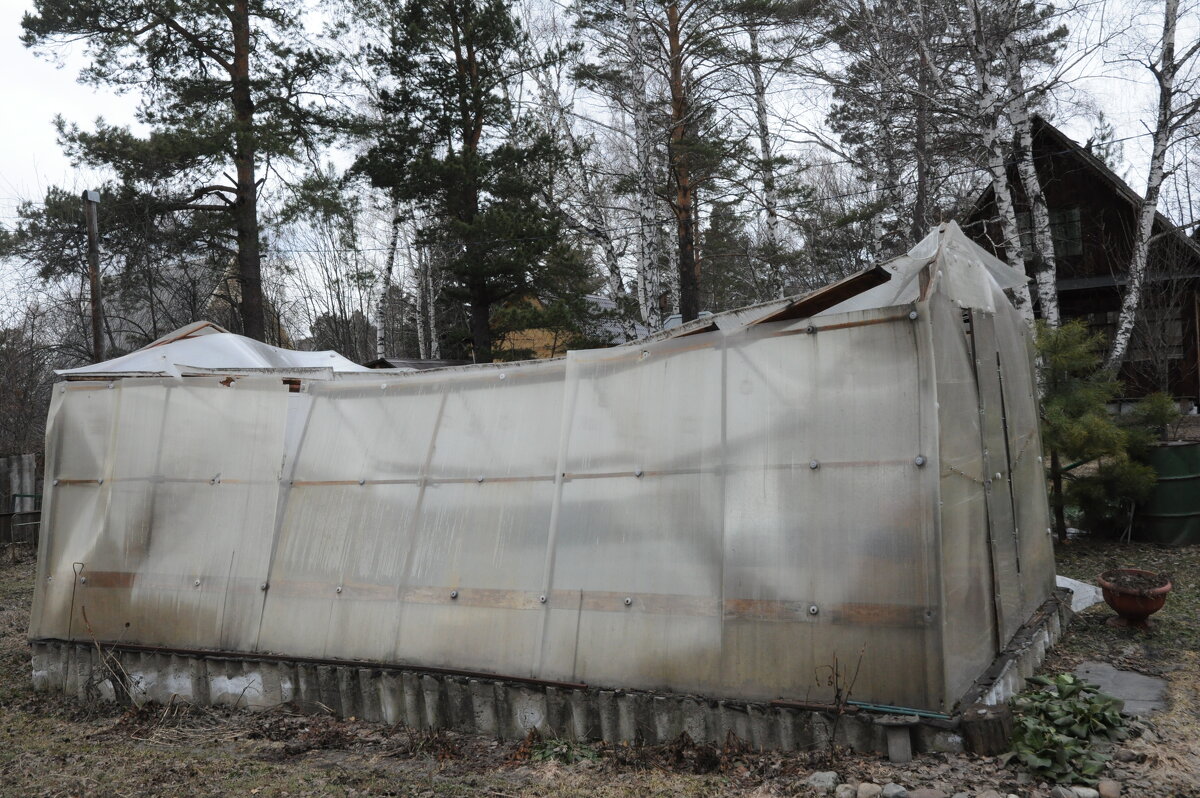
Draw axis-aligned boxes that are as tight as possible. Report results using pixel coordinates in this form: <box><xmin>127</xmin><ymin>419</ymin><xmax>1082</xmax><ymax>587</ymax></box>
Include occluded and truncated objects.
<box><xmin>968</xmin><ymin>310</ymin><xmax>1023</xmax><ymax>646</ymax></box>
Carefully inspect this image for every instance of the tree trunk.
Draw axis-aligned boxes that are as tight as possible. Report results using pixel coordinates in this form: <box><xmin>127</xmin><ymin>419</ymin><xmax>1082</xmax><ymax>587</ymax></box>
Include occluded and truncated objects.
<box><xmin>666</xmin><ymin>1</ymin><xmax>700</xmax><ymax>322</ymax></box>
<box><xmin>748</xmin><ymin>26</ymin><xmax>783</xmax><ymax>297</ymax></box>
<box><xmin>426</xmin><ymin>254</ymin><xmax>440</xmax><ymax>359</ymax></box>
<box><xmin>912</xmin><ymin>8</ymin><xmax>931</xmax><ymax>243</ymax></box>
<box><xmin>414</xmin><ymin>243</ymin><xmax>428</xmax><ymax>360</ymax></box>
<box><xmin>966</xmin><ymin>1</ymin><xmax>1034</xmax><ymax>326</ymax></box>
<box><xmin>1107</xmin><ymin>0</ymin><xmax>1180</xmax><ymax>369</ymax></box>
<box><xmin>1051</xmin><ymin>448</ymin><xmax>1067</xmax><ymax>544</ymax></box>
<box><xmin>377</xmin><ymin>203</ymin><xmax>402</xmax><ymax>360</ymax></box>
<box><xmin>468</xmin><ymin>281</ymin><xmax>491</xmax><ymax>363</ymax></box>
<box><xmin>626</xmin><ymin>0</ymin><xmax>661</xmax><ymax>327</ymax></box>
<box><xmin>230</xmin><ymin>0</ymin><xmax>265</xmax><ymax>342</ymax></box>
<box><xmin>1006</xmin><ymin>50</ymin><xmax>1060</xmax><ymax>328</ymax></box>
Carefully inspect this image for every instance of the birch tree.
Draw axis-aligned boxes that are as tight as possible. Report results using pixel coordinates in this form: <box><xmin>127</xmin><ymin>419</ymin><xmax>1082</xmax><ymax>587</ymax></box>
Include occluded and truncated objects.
<box><xmin>959</xmin><ymin>0</ymin><xmax>1035</xmax><ymax>322</ymax></box>
<box><xmin>1106</xmin><ymin>0</ymin><xmax>1200</xmax><ymax>369</ymax></box>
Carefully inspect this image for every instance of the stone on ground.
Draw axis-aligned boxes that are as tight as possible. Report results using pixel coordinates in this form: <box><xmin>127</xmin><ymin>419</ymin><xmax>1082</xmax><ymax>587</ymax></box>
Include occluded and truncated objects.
<box><xmin>1071</xmin><ymin>787</ymin><xmax>1099</xmax><ymax>798</ymax></box>
<box><xmin>1072</xmin><ymin>661</ymin><xmax>1166</xmax><ymax>717</ymax></box>
<box><xmin>857</xmin><ymin>783</ymin><xmax>883</xmax><ymax>798</ymax></box>
<box><xmin>905</xmin><ymin>790</ymin><xmax>947</xmax><ymax>798</ymax></box>
<box><xmin>1096</xmin><ymin>779</ymin><xmax>1121</xmax><ymax>798</ymax></box>
<box><xmin>806</xmin><ymin>772</ymin><xmax>840</xmax><ymax>794</ymax></box>
<box><xmin>1055</xmin><ymin>575</ymin><xmax>1104</xmax><ymax>612</ymax></box>
<box><xmin>835</xmin><ymin>785</ymin><xmax>857</xmax><ymax>798</ymax></box>
<box><xmin>881</xmin><ymin>783</ymin><xmax>908</xmax><ymax>798</ymax></box>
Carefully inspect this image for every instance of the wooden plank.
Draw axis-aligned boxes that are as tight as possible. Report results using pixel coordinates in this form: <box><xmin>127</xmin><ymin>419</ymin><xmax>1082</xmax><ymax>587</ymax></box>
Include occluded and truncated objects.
<box><xmin>749</xmin><ymin>265</ymin><xmax>891</xmax><ymax>326</ymax></box>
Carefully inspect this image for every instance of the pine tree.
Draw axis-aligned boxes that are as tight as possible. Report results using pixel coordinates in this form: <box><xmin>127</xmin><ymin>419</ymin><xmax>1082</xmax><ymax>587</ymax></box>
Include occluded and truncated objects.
<box><xmin>355</xmin><ymin>0</ymin><xmax>580</xmax><ymax>362</ymax></box>
<box><xmin>21</xmin><ymin>0</ymin><xmax>337</xmax><ymax>342</ymax></box>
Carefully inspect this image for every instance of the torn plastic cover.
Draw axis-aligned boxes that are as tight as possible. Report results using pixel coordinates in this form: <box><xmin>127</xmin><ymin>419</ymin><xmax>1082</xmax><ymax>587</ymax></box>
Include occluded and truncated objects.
<box><xmin>817</xmin><ymin>222</ymin><xmax>1029</xmax><ymax>317</ymax></box>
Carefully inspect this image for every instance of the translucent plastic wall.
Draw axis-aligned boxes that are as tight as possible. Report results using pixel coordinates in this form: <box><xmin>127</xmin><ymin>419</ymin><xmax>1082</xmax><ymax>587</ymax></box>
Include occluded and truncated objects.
<box><xmin>31</xmin><ymin>290</ymin><xmax>1054</xmax><ymax>712</ymax></box>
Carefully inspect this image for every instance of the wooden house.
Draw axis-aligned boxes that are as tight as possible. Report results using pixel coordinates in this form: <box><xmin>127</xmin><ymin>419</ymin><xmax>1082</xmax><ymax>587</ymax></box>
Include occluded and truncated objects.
<box><xmin>964</xmin><ymin>116</ymin><xmax>1200</xmax><ymax>401</ymax></box>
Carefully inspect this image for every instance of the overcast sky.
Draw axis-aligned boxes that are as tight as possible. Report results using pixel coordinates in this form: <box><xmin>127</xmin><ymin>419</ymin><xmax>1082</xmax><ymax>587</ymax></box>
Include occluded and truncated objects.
<box><xmin>0</xmin><ymin>1</ymin><xmax>1181</xmax><ymax>223</ymax></box>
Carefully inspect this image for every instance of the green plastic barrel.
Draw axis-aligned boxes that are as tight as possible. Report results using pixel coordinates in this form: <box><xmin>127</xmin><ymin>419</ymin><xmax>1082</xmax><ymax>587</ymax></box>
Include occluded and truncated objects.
<box><xmin>1136</xmin><ymin>441</ymin><xmax>1200</xmax><ymax>547</ymax></box>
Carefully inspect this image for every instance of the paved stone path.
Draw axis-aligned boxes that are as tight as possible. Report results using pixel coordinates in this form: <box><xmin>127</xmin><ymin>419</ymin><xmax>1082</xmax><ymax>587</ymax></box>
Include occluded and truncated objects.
<box><xmin>1073</xmin><ymin>660</ymin><xmax>1167</xmax><ymax>716</ymax></box>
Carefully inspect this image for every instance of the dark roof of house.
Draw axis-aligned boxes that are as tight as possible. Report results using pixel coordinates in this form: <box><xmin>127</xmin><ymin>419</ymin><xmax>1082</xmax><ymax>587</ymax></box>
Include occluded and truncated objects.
<box><xmin>970</xmin><ymin>115</ymin><xmax>1200</xmax><ymax>264</ymax></box>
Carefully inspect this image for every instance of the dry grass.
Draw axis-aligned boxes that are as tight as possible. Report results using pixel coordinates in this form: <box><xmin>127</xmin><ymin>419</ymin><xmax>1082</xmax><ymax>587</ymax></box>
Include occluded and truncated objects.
<box><xmin>1050</xmin><ymin>538</ymin><xmax>1200</xmax><ymax>672</ymax></box>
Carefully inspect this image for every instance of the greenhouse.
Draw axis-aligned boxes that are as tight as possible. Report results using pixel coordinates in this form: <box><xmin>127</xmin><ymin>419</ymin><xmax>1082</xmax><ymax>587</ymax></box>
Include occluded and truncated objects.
<box><xmin>29</xmin><ymin>222</ymin><xmax>1056</xmax><ymax>730</ymax></box>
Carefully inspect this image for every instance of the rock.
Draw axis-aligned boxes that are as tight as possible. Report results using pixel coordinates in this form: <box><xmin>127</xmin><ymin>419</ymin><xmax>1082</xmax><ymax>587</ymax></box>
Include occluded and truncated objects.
<box><xmin>836</xmin><ymin>785</ymin><xmax>857</xmax><ymax>798</ymax></box>
<box><xmin>1113</xmin><ymin>749</ymin><xmax>1139</xmax><ymax>762</ymax></box>
<box><xmin>1096</xmin><ymin>780</ymin><xmax>1120</xmax><ymax>798</ymax></box>
<box><xmin>1071</xmin><ymin>788</ymin><xmax>1099</xmax><ymax>798</ymax></box>
<box><xmin>906</xmin><ymin>791</ymin><xmax>947</xmax><ymax>798</ymax></box>
<box><xmin>858</xmin><ymin>785</ymin><xmax>883</xmax><ymax>798</ymax></box>
<box><xmin>951</xmin><ymin>793</ymin><xmax>969</xmax><ymax>798</ymax></box>
<box><xmin>807</xmin><ymin>772</ymin><xmax>840</xmax><ymax>795</ymax></box>
<box><xmin>976</xmin><ymin>791</ymin><xmax>1004</xmax><ymax>798</ymax></box>
<box><xmin>1050</xmin><ymin>788</ymin><xmax>1075</xmax><ymax>798</ymax></box>
<box><xmin>881</xmin><ymin>784</ymin><xmax>908</xmax><ymax>798</ymax></box>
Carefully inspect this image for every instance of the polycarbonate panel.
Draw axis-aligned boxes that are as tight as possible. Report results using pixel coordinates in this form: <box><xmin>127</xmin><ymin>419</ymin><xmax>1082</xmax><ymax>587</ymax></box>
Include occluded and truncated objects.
<box><xmin>50</xmin><ymin>383</ymin><xmax>117</xmax><ymax>481</ymax></box>
<box><xmin>542</xmin><ymin>335</ymin><xmax>727</xmax><ymax>689</ymax></box>
<box><xmin>929</xmin><ymin>294</ymin><xmax>999</xmax><ymax>703</ymax></box>
<box><xmin>720</xmin><ymin>309</ymin><xmax>934</xmax><ymax>706</ymax></box>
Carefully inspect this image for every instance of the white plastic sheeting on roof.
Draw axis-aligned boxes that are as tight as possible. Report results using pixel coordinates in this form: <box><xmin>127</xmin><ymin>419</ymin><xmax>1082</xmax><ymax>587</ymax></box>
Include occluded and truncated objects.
<box><xmin>818</xmin><ymin>221</ymin><xmax>1028</xmax><ymax>317</ymax></box>
<box><xmin>56</xmin><ymin>320</ymin><xmax>370</xmax><ymax>379</ymax></box>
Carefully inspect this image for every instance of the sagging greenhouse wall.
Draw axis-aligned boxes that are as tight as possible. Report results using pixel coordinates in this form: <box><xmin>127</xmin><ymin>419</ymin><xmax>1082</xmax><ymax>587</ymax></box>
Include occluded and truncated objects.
<box><xmin>30</xmin><ymin>298</ymin><xmax>1054</xmax><ymax>713</ymax></box>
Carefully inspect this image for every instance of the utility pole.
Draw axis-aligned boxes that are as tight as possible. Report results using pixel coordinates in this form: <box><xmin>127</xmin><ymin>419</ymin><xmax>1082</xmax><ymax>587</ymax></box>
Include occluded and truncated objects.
<box><xmin>82</xmin><ymin>189</ymin><xmax>104</xmax><ymax>363</ymax></box>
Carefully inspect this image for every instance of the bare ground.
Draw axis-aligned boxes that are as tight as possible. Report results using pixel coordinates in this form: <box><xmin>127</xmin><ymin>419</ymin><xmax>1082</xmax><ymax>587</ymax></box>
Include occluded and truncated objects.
<box><xmin>2</xmin><ymin>542</ymin><xmax>1198</xmax><ymax>798</ymax></box>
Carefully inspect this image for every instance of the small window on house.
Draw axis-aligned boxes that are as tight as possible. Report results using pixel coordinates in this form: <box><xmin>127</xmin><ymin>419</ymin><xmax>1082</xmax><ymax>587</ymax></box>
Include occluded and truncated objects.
<box><xmin>1050</xmin><ymin>207</ymin><xmax>1083</xmax><ymax>257</ymax></box>
<box><xmin>1015</xmin><ymin>208</ymin><xmax>1083</xmax><ymax>258</ymax></box>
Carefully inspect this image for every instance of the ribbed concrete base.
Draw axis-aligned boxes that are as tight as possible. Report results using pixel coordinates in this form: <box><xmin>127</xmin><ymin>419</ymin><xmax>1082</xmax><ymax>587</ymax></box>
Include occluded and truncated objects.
<box><xmin>27</xmin><ymin>593</ymin><xmax>1070</xmax><ymax>755</ymax></box>
<box><xmin>961</xmin><ymin>588</ymin><xmax>1073</xmax><ymax>708</ymax></box>
<box><xmin>28</xmin><ymin>640</ymin><xmax>962</xmax><ymax>754</ymax></box>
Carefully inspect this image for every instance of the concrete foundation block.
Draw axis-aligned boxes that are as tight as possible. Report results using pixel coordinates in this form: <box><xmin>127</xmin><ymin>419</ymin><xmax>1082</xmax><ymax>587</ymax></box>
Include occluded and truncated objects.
<box><xmin>445</xmin><ymin>678</ymin><xmax>472</xmax><ymax>731</ymax></box>
<box><xmin>597</xmin><ymin>690</ymin><xmax>618</xmax><ymax>743</ymax></box>
<box><xmin>510</xmin><ymin>685</ymin><xmax>547</xmax><ymax>736</ymax></box>
<box><xmin>469</xmin><ymin>679</ymin><xmax>498</xmax><ymax>736</ymax></box>
<box><xmin>616</xmin><ymin>692</ymin><xmax>641</xmax><ymax>742</ymax></box>
<box><xmin>190</xmin><ymin>656</ymin><xmax>210</xmax><ymax>706</ymax></box>
<box><xmin>30</xmin><ymin>642</ymin><xmax>50</xmax><ymax>692</ymax></box>
<box><xmin>652</xmin><ymin>695</ymin><xmax>682</xmax><ymax>744</ymax></box>
<box><xmin>336</xmin><ymin>667</ymin><xmax>358</xmax><ymax>718</ymax></box>
<box><xmin>544</xmin><ymin>687</ymin><xmax>568</xmax><ymax>737</ymax></box>
<box><xmin>401</xmin><ymin>671</ymin><xmax>424</xmax><ymax>728</ymax></box>
<box><xmin>357</xmin><ymin>669</ymin><xmax>381</xmax><ymax>723</ymax></box>
<box><xmin>379</xmin><ymin>671</ymin><xmax>403</xmax><ymax>725</ymax></box>
<box><xmin>317</xmin><ymin>665</ymin><xmax>340</xmax><ymax>715</ymax></box>
<box><xmin>260</xmin><ymin>662</ymin><xmax>284</xmax><ymax>707</ymax></box>
<box><xmin>420</xmin><ymin>674</ymin><xmax>443</xmax><ymax>729</ymax></box>
<box><xmin>568</xmin><ymin>688</ymin><xmax>595</xmax><ymax>741</ymax></box>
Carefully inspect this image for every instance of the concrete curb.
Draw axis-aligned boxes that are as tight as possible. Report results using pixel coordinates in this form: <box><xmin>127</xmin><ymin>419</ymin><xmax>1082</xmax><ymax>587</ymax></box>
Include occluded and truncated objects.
<box><xmin>28</xmin><ymin>594</ymin><xmax>1068</xmax><ymax>754</ymax></box>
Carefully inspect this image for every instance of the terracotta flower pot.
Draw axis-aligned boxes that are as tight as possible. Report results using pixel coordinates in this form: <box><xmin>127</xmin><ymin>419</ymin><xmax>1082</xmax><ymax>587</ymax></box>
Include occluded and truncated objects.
<box><xmin>1097</xmin><ymin>568</ymin><xmax>1172</xmax><ymax>629</ymax></box>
